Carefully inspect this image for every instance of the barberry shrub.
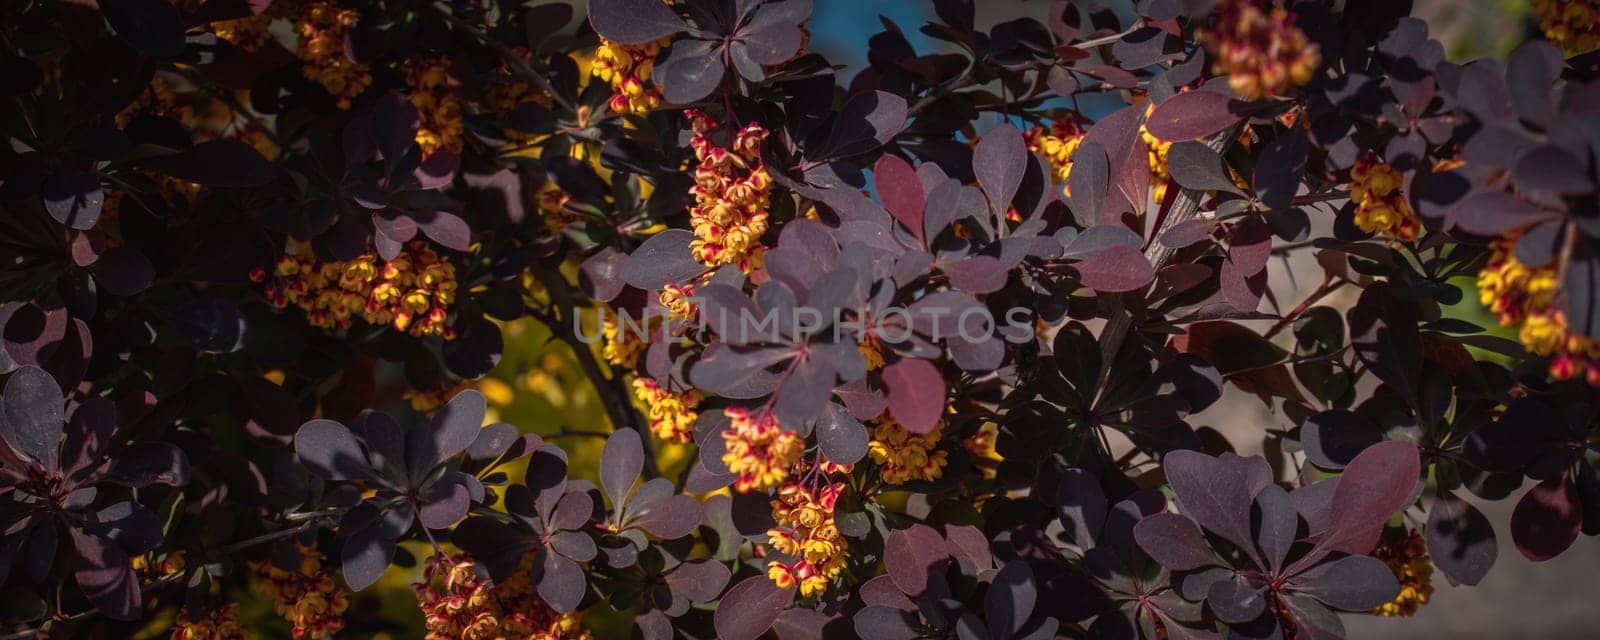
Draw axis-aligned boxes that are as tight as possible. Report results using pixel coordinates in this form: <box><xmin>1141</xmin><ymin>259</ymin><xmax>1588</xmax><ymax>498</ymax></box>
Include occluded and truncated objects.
<box><xmin>1</xmin><ymin>0</ymin><xmax>1598</xmax><ymax>638</ymax></box>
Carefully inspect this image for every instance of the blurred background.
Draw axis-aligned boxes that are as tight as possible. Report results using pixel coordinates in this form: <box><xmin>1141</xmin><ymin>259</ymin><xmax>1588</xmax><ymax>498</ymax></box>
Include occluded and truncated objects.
<box><xmin>223</xmin><ymin>2</ymin><xmax>1584</xmax><ymax>638</ymax></box>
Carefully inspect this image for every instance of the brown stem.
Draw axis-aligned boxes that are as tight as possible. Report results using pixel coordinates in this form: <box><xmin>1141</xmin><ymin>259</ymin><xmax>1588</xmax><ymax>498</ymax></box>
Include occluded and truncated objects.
<box><xmin>1263</xmin><ymin>278</ymin><xmax>1346</xmax><ymax>340</ymax></box>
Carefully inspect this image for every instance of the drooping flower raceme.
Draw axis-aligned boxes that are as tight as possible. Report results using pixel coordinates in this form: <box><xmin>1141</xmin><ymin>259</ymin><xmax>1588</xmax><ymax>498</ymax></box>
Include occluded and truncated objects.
<box><xmin>720</xmin><ymin>407</ymin><xmax>803</xmax><ymax>493</ymax></box>
<box><xmin>867</xmin><ymin>415</ymin><xmax>948</xmax><ymax>485</ymax></box>
<box><xmin>1198</xmin><ymin>0</ymin><xmax>1321</xmax><ymax>100</ymax></box>
<box><xmin>593</xmin><ymin>38</ymin><xmax>668</xmax><ymax>115</ymax></box>
<box><xmin>631</xmin><ymin>376</ymin><xmax>702</xmax><ymax>444</ymax></box>
<box><xmin>258</xmin><ymin>240</ymin><xmax>459</xmax><ymax>339</ymax></box>
<box><xmin>251</xmin><ymin>544</ymin><xmax>350</xmax><ymax>640</ymax></box>
<box><xmin>766</xmin><ymin>480</ymin><xmax>848</xmax><ymax>598</ymax></box>
<box><xmin>687</xmin><ymin>110</ymin><xmax>771</xmax><ymax>272</ymax></box>
<box><xmin>1477</xmin><ymin>233</ymin><xmax>1600</xmax><ymax>385</ymax></box>
<box><xmin>1350</xmin><ymin>154</ymin><xmax>1421</xmax><ymax>241</ymax></box>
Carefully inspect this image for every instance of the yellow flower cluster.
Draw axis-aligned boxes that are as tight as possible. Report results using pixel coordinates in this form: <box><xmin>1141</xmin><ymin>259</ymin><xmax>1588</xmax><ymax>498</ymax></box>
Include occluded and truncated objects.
<box><xmin>660</xmin><ymin>282</ymin><xmax>697</xmax><ymax>319</ymax></box>
<box><xmin>631</xmin><ymin>376</ymin><xmax>702</xmax><ymax>444</ymax></box>
<box><xmin>405</xmin><ymin>379</ymin><xmax>474</xmax><ymax>414</ymax></box>
<box><xmin>1372</xmin><ymin>530</ymin><xmax>1434</xmax><ymax>617</ymax></box>
<box><xmin>212</xmin><ymin>13</ymin><xmax>274</xmax><ymax>53</ymax></box>
<box><xmin>171</xmin><ymin>604</ymin><xmax>245</xmax><ymax>640</ymax></box>
<box><xmin>867</xmin><ymin>415</ymin><xmax>948</xmax><ymax>485</ymax></box>
<box><xmin>258</xmin><ymin>240</ymin><xmax>459</xmax><ymax>339</ymax></box>
<box><xmin>1533</xmin><ymin>0</ymin><xmax>1600</xmax><ymax>55</ymax></box>
<box><xmin>414</xmin><ymin>553</ymin><xmax>591</xmax><ymax>640</ymax></box>
<box><xmin>687</xmin><ymin>110</ymin><xmax>771</xmax><ymax>272</ymax></box>
<box><xmin>1350</xmin><ymin>154</ymin><xmax>1421</xmax><ymax>241</ymax></box>
<box><xmin>117</xmin><ymin>75</ymin><xmax>277</xmax><ymax>160</ymax></box>
<box><xmin>593</xmin><ymin>38</ymin><xmax>667</xmax><ymax>115</ymax></box>
<box><xmin>538</xmin><ymin>184</ymin><xmax>578</xmax><ymax>235</ymax></box>
<box><xmin>600</xmin><ymin>305</ymin><xmax>654</xmax><ymax>368</ymax></box>
<box><xmin>1198</xmin><ymin>0</ymin><xmax>1321</xmax><ymax>101</ymax></box>
<box><xmin>721</xmin><ymin>407</ymin><xmax>804</xmax><ymax>493</ymax></box>
<box><xmin>295</xmin><ymin>1</ymin><xmax>370</xmax><ymax>109</ymax></box>
<box><xmin>251</xmin><ymin>544</ymin><xmax>350</xmax><ymax>640</ymax></box>
<box><xmin>767</xmin><ymin>481</ymin><xmax>848</xmax><ymax>597</ymax></box>
<box><xmin>1477</xmin><ymin>234</ymin><xmax>1600</xmax><ymax>385</ymax></box>
<box><xmin>1024</xmin><ymin>117</ymin><xmax>1087</xmax><ymax>198</ymax></box>
<box><xmin>858</xmin><ymin>333</ymin><xmax>885</xmax><ymax>371</ymax></box>
<box><xmin>406</xmin><ymin>56</ymin><xmax>464</xmax><ymax>156</ymax></box>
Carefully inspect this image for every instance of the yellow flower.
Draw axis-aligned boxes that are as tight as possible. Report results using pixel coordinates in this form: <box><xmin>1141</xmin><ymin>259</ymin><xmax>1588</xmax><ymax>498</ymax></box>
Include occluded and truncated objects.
<box><xmin>720</xmin><ymin>407</ymin><xmax>803</xmax><ymax>492</ymax></box>
<box><xmin>414</xmin><ymin>553</ymin><xmax>591</xmax><ymax>640</ymax></box>
<box><xmin>261</xmin><ymin>241</ymin><xmax>459</xmax><ymax>338</ymax></box>
<box><xmin>631</xmin><ymin>376</ymin><xmax>702</xmax><ymax>444</ymax></box>
<box><xmin>867</xmin><ymin>415</ymin><xmax>948</xmax><ymax>485</ymax></box>
<box><xmin>294</xmin><ymin>2</ymin><xmax>371</xmax><ymax>109</ymax></box>
<box><xmin>1197</xmin><ymin>0</ymin><xmax>1320</xmax><ymax>101</ymax></box>
<box><xmin>1534</xmin><ymin>0</ymin><xmax>1600</xmax><ymax>55</ymax></box>
<box><xmin>594</xmin><ymin>38</ymin><xmax>668</xmax><ymax>114</ymax></box>
<box><xmin>1349</xmin><ymin>154</ymin><xmax>1421</xmax><ymax>241</ymax></box>
<box><xmin>171</xmin><ymin>603</ymin><xmax>245</xmax><ymax>640</ymax></box>
<box><xmin>405</xmin><ymin>56</ymin><xmax>464</xmax><ymax>155</ymax></box>
<box><xmin>1025</xmin><ymin>117</ymin><xmax>1087</xmax><ymax>198</ymax></box>
<box><xmin>1372</xmin><ymin>530</ymin><xmax>1434</xmax><ymax>617</ymax></box>
<box><xmin>251</xmin><ymin>544</ymin><xmax>350</xmax><ymax>640</ymax></box>
<box><xmin>1477</xmin><ymin>233</ymin><xmax>1600</xmax><ymax>386</ymax></box>
<box><xmin>686</xmin><ymin>111</ymin><xmax>771</xmax><ymax>273</ymax></box>
<box><xmin>766</xmin><ymin>480</ymin><xmax>848</xmax><ymax>597</ymax></box>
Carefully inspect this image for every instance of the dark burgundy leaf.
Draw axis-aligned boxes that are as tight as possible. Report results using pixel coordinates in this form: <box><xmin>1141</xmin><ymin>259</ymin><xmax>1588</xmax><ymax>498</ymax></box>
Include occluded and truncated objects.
<box><xmin>944</xmin><ymin>524</ymin><xmax>994</xmax><ymax>570</ymax></box>
<box><xmin>580</xmin><ymin>248</ymin><xmax>629</xmax><ymax>302</ymax></box>
<box><xmin>986</xmin><ymin>560</ymin><xmax>1037</xmax><ymax>639</ymax></box>
<box><xmin>883</xmin><ymin>358</ymin><xmax>944</xmax><ymax>434</ymax></box>
<box><xmin>1449</xmin><ymin>191</ymin><xmax>1557</xmax><ymax>236</ymax></box>
<box><xmin>587</xmin><ymin>0</ymin><xmax>687</xmax><ymax>44</ymax></box>
<box><xmin>1061</xmin><ymin>224</ymin><xmax>1143</xmax><ymax>259</ymax></box>
<box><xmin>1506</xmin><ymin>40</ymin><xmax>1562</xmax><ymax>128</ymax></box>
<box><xmin>1206</xmin><ymin>575</ymin><xmax>1265</xmax><ymax>624</ymax></box>
<box><xmin>140</xmin><ymin>140</ymin><xmax>274</xmax><ymax>187</ymax></box>
<box><xmin>1075</xmin><ymin>245</ymin><xmax>1154</xmax><ymax>292</ymax></box>
<box><xmin>1300</xmin><ymin>410</ymin><xmax>1384</xmax><ymax>469</ymax></box>
<box><xmin>815</xmin><ymin>402</ymin><xmax>867</xmax><ymax>466</ymax></box>
<box><xmin>342</xmin><ymin>523</ymin><xmax>396</xmax><ymax>591</ymax></box>
<box><xmin>1511</xmin><ymin>475</ymin><xmax>1582</xmax><ymax>562</ymax></box>
<box><xmin>1254</xmin><ymin>128</ymin><xmax>1307</xmax><ymax>211</ymax></box>
<box><xmin>622</xmin><ymin>229</ymin><xmax>705</xmax><ymax>289</ymax></box>
<box><xmin>601</xmin><ymin>429</ymin><xmax>644</xmax><ymax>509</ymax></box>
<box><xmin>1133</xmin><ymin>513</ymin><xmax>1214</xmax><ymax>573</ymax></box>
<box><xmin>1315</xmin><ymin>441</ymin><xmax>1420</xmax><ymax>557</ymax></box>
<box><xmin>1066</xmin><ymin>141</ymin><xmax>1109</xmax><ymax>224</ymax></box>
<box><xmin>875</xmin><ymin>154</ymin><xmax>925</xmax><ymax>242</ymax></box>
<box><xmin>418</xmin><ymin>472</ymin><xmax>474</xmax><ymax>529</ymax></box>
<box><xmin>633</xmin><ymin>494</ymin><xmax>702</xmax><ymax>539</ymax></box>
<box><xmin>443</xmin><ymin>316</ymin><xmax>503</xmax><ymax>379</ymax></box>
<box><xmin>69</xmin><ymin>529</ymin><xmax>140</xmax><ymax>620</ymax></box>
<box><xmin>666</xmin><ymin>559</ymin><xmax>731</xmax><ymax>602</ymax></box>
<box><xmin>1163</xmin><ymin>450</ymin><xmax>1258</xmax><ymax>559</ymax></box>
<box><xmin>295</xmin><ymin>419</ymin><xmax>373</xmax><ymax>481</ymax></box>
<box><xmin>885</xmin><ymin>524</ymin><xmax>947</xmax><ymax>596</ymax></box>
<box><xmin>1426</xmin><ymin>491</ymin><xmax>1497</xmax><ymax>586</ymax></box>
<box><xmin>415</xmin><ymin>211</ymin><xmax>471</xmax><ymax>251</ymax></box>
<box><xmin>2</xmin><ymin>365</ymin><xmax>64</xmax><ymax>470</ymax></box>
<box><xmin>1563</xmin><ymin>244</ymin><xmax>1600</xmax><ymax>338</ymax></box>
<box><xmin>101</xmin><ymin>0</ymin><xmax>185</xmax><ymax>57</ymax></box>
<box><xmin>538</xmin><ymin>550</ymin><xmax>587</xmax><ymax>612</ymax></box>
<box><xmin>42</xmin><ymin>171</ymin><xmax>104</xmax><ymax>230</ymax></box>
<box><xmin>1054</xmin><ymin>468</ymin><xmax>1106</xmax><ymax>546</ymax></box>
<box><xmin>853</xmin><ymin>606</ymin><xmax>920</xmax><ymax>640</ymax></box>
<box><xmin>714</xmin><ymin>575</ymin><xmax>792</xmax><ymax>640</ymax></box>
<box><xmin>943</xmin><ymin>255</ymin><xmax>1007</xmax><ymax>294</ymax></box>
<box><xmin>1255</xmin><ymin>484</ymin><xmax>1298</xmax><ymax>572</ymax></box>
<box><xmin>818</xmin><ymin>91</ymin><xmax>908</xmax><ymax>161</ymax></box>
<box><xmin>656</xmin><ymin>39</ymin><xmax>725</xmax><ymax>105</ymax></box>
<box><xmin>92</xmin><ymin>247</ymin><xmax>155</xmax><ymax>297</ymax></box>
<box><xmin>1347</xmin><ymin>284</ymin><xmax>1421</xmax><ymax>401</ymax></box>
<box><xmin>974</xmin><ymin>124</ymin><xmax>1027</xmax><ymax>213</ymax></box>
<box><xmin>100</xmin><ymin>442</ymin><xmax>189</xmax><ymax>488</ymax></box>
<box><xmin>419</xmin><ymin>389</ymin><xmax>486</xmax><ymax>473</ymax></box>
<box><xmin>1166</xmin><ymin>141</ymin><xmax>1243</xmax><ymax>195</ymax></box>
<box><xmin>1144</xmin><ymin>90</ymin><xmax>1243</xmax><ymax>142</ymax></box>
<box><xmin>1289</xmin><ymin>555</ymin><xmax>1398</xmax><ymax>611</ymax></box>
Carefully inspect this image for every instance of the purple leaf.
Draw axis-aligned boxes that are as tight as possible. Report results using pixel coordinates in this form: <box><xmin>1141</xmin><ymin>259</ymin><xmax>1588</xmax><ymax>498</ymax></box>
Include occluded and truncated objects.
<box><xmin>100</xmin><ymin>442</ymin><xmax>189</xmax><ymax>488</ymax></box>
<box><xmin>551</xmin><ymin>489</ymin><xmax>594</xmax><ymax>531</ymax></box>
<box><xmin>1162</xmin><ymin>450</ymin><xmax>1258</xmax><ymax>563</ymax></box>
<box><xmin>1055</xmin><ymin>468</ymin><xmax>1107</xmax><ymax>547</ymax></box>
<box><xmin>1425</xmin><ymin>492</ymin><xmax>1497</xmax><ymax>586</ymax></box>
<box><xmin>817</xmin><ymin>91</ymin><xmax>907</xmax><ymax>161</ymax></box>
<box><xmin>1206</xmin><ymin>575</ymin><xmax>1265</xmax><ymax>624</ymax></box>
<box><xmin>414</xmin><ymin>211</ymin><xmax>471</xmax><ymax>251</ymax></box>
<box><xmin>537</xmin><ymin>550</ymin><xmax>587</xmax><ymax>612</ymax></box>
<box><xmin>1133</xmin><ymin>513</ymin><xmax>1214</xmax><ymax>571</ymax></box>
<box><xmin>295</xmin><ymin>419</ymin><xmax>372</xmax><ymax>481</ymax></box>
<box><xmin>1254</xmin><ymin>485</ymin><xmax>1297</xmax><ymax>572</ymax></box>
<box><xmin>656</xmin><ymin>39</ymin><xmax>725</xmax><ymax>104</ymax></box>
<box><xmin>548</xmin><ymin>530</ymin><xmax>597</xmax><ymax>562</ymax></box>
<box><xmin>974</xmin><ymin>124</ymin><xmax>1027</xmax><ymax>214</ymax></box>
<box><xmin>1144</xmin><ymin>90</ymin><xmax>1243</xmax><ymax>142</ymax></box>
<box><xmin>1315</xmin><ymin>440</ymin><xmax>1420</xmax><ymax>557</ymax></box>
<box><xmin>2</xmin><ymin>365</ymin><xmax>64</xmax><ymax>470</ymax></box>
<box><xmin>1300</xmin><ymin>410</ymin><xmax>1385</xmax><ymax>469</ymax></box>
<box><xmin>42</xmin><ymin>171</ymin><xmax>103</xmax><ymax>230</ymax></box>
<box><xmin>601</xmin><ymin>429</ymin><xmax>644</xmax><ymax>509</ymax></box>
<box><xmin>418</xmin><ymin>472</ymin><xmax>474</xmax><ymax>529</ymax></box>
<box><xmin>622</xmin><ymin>229</ymin><xmax>706</xmax><ymax>290</ymax></box>
<box><xmin>422</xmin><ymin>389</ymin><xmax>486</xmax><ymax>472</ymax></box>
<box><xmin>852</xmin><ymin>606</ymin><xmax>921</xmax><ymax>640</ymax></box>
<box><xmin>1511</xmin><ymin>475</ymin><xmax>1582</xmax><ymax>562</ymax></box>
<box><xmin>341</xmin><ymin>522</ymin><xmax>397</xmax><ymax>591</ymax></box>
<box><xmin>875</xmin><ymin>154</ymin><xmax>925</xmax><ymax>243</ymax></box>
<box><xmin>1449</xmin><ymin>190</ymin><xmax>1557</xmax><ymax>236</ymax></box>
<box><xmin>580</xmin><ymin>248</ymin><xmax>629</xmax><ymax>303</ymax></box>
<box><xmin>1254</xmin><ymin>127</ymin><xmax>1307</xmax><ymax>211</ymax></box>
<box><xmin>62</xmin><ymin>397</ymin><xmax>116</xmax><ymax>476</ymax></box>
<box><xmin>1346</xmin><ymin>284</ymin><xmax>1421</xmax><ymax>401</ymax></box>
<box><xmin>92</xmin><ymin>247</ymin><xmax>155</xmax><ymax>296</ymax></box>
<box><xmin>944</xmin><ymin>524</ymin><xmax>994</xmax><ymax>570</ymax></box>
<box><xmin>636</xmin><ymin>608</ymin><xmax>672</xmax><ymax>640</ymax></box>
<box><xmin>986</xmin><ymin>560</ymin><xmax>1037</xmax><ymax>639</ymax></box>
<box><xmin>69</xmin><ymin>528</ymin><xmax>141</xmax><ymax>620</ymax></box>
<box><xmin>1075</xmin><ymin>245</ymin><xmax>1154</xmax><ymax>292</ymax></box>
<box><xmin>139</xmin><ymin>140</ymin><xmax>274</xmax><ymax>187</ymax></box>
<box><xmin>883</xmin><ymin>358</ymin><xmax>944</xmax><ymax>434</ymax></box>
<box><xmin>815</xmin><ymin>402</ymin><xmax>867</xmax><ymax>466</ymax></box>
<box><xmin>1166</xmin><ymin>141</ymin><xmax>1243</xmax><ymax>195</ymax></box>
<box><xmin>633</xmin><ymin>494</ymin><xmax>702</xmax><ymax>539</ymax></box>
<box><xmin>885</xmin><ymin>524</ymin><xmax>947</xmax><ymax>596</ymax></box>
<box><xmin>1066</xmin><ymin>141</ymin><xmax>1109</xmax><ymax>223</ymax></box>
<box><xmin>714</xmin><ymin>575</ymin><xmax>793</xmax><ymax>640</ymax></box>
<box><xmin>1289</xmin><ymin>555</ymin><xmax>1398</xmax><ymax>611</ymax></box>
<box><xmin>665</xmin><ymin>559</ymin><xmax>731</xmax><ymax>602</ymax></box>
<box><xmin>943</xmin><ymin>255</ymin><xmax>1007</xmax><ymax>294</ymax></box>
<box><xmin>587</xmin><ymin>0</ymin><xmax>687</xmax><ymax>44</ymax></box>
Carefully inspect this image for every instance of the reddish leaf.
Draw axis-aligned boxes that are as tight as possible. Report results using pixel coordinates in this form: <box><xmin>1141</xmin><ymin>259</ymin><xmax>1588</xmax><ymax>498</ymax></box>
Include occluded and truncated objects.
<box><xmin>974</xmin><ymin>124</ymin><xmax>1027</xmax><ymax>213</ymax></box>
<box><xmin>1511</xmin><ymin>475</ymin><xmax>1582</xmax><ymax>562</ymax></box>
<box><xmin>875</xmin><ymin>154</ymin><xmax>925</xmax><ymax>243</ymax></box>
<box><xmin>883</xmin><ymin>358</ymin><xmax>944</xmax><ymax>434</ymax></box>
<box><xmin>1075</xmin><ymin>245</ymin><xmax>1154</xmax><ymax>292</ymax></box>
<box><xmin>1144</xmin><ymin>90</ymin><xmax>1243</xmax><ymax>142</ymax></box>
<box><xmin>714</xmin><ymin>576</ymin><xmax>793</xmax><ymax>640</ymax></box>
<box><xmin>1315</xmin><ymin>441</ymin><xmax>1420</xmax><ymax>558</ymax></box>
